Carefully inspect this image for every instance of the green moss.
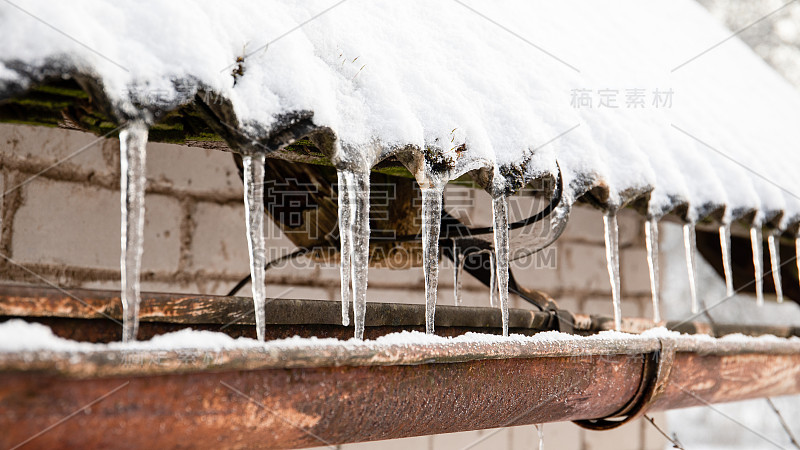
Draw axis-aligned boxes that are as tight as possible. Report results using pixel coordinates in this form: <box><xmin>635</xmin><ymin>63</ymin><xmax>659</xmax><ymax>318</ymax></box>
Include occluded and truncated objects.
<box><xmin>0</xmin><ymin>119</ymin><xmax>60</xmax><ymax>127</ymax></box>
<box><xmin>31</xmin><ymin>85</ymin><xmax>89</xmax><ymax>99</ymax></box>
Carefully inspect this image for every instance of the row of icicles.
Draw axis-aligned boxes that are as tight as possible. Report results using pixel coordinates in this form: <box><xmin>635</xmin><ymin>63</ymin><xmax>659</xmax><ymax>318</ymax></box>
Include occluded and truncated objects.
<box><xmin>116</xmin><ymin>118</ymin><xmax>514</xmax><ymax>341</ymax></box>
<box><xmin>116</xmin><ymin>120</ymin><xmax>792</xmax><ymax>341</ymax></box>
<box><xmin>607</xmin><ymin>212</ymin><xmax>790</xmax><ymax>332</ymax></box>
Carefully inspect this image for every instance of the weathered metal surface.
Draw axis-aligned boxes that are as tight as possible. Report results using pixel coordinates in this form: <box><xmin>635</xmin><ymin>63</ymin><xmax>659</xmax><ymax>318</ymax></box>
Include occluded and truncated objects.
<box><xmin>3</xmin><ymin>326</ymin><xmax>800</xmax><ymax>379</ymax></box>
<box><xmin>2</xmin><ymin>349</ymin><xmax>800</xmax><ymax>448</ymax></box>
<box><xmin>0</xmin><ymin>355</ymin><xmax>642</xmax><ymax>449</ymax></box>
<box><xmin>650</xmin><ymin>352</ymin><xmax>800</xmax><ymax>411</ymax></box>
<box><xmin>3</xmin><ymin>284</ymin><xmax>800</xmax><ymax>447</ymax></box>
<box><xmin>0</xmin><ymin>284</ymin><xmax>561</xmax><ymax>340</ymax></box>
<box><xmin>3</xmin><ymin>284</ymin><xmax>798</xmax><ymax>343</ymax></box>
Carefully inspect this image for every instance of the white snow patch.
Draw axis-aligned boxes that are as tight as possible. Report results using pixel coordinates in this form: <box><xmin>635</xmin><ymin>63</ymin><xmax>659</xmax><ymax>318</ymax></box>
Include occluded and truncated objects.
<box><xmin>0</xmin><ymin>1</ymin><xmax>799</xmax><ymax>219</ymax></box>
<box><xmin>2</xmin><ymin>319</ymin><xmax>797</xmax><ymax>353</ymax></box>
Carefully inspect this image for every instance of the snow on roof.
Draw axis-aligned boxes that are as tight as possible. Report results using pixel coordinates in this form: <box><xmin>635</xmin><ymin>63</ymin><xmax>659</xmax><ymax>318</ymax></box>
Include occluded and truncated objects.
<box><xmin>2</xmin><ymin>0</ymin><xmax>800</xmax><ymax>226</ymax></box>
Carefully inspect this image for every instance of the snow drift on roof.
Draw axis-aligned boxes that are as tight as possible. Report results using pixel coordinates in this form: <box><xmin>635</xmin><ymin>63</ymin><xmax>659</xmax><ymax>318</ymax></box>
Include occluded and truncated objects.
<box><xmin>2</xmin><ymin>0</ymin><xmax>800</xmax><ymax>226</ymax></box>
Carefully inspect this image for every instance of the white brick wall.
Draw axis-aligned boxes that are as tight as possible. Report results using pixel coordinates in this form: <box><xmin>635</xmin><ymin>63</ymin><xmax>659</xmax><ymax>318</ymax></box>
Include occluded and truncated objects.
<box><xmin>0</xmin><ymin>124</ymin><xmax>664</xmax><ymax>450</ymax></box>
<box><xmin>11</xmin><ymin>179</ymin><xmax>181</xmax><ymax>271</ymax></box>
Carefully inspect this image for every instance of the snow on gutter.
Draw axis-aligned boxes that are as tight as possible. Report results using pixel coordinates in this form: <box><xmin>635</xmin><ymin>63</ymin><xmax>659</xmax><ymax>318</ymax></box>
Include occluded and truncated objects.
<box><xmin>1</xmin><ymin>319</ymin><xmax>799</xmax><ymax>376</ymax></box>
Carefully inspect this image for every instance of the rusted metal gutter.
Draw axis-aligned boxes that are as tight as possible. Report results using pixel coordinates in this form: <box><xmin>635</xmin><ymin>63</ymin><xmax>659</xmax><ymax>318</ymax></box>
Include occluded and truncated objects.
<box><xmin>1</xmin><ymin>284</ymin><xmax>800</xmax><ymax>448</ymax></box>
<box><xmin>2</xmin><ymin>284</ymin><xmax>797</xmax><ymax>341</ymax></box>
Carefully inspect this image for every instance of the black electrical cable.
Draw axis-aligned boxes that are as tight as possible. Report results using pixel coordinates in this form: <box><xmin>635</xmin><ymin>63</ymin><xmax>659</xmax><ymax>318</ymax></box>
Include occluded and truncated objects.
<box><xmin>228</xmin><ymin>161</ymin><xmax>562</xmax><ymax>299</ymax></box>
<box><xmin>382</xmin><ymin>164</ymin><xmax>563</xmax><ymax>243</ymax></box>
<box><xmin>226</xmin><ymin>248</ymin><xmax>309</xmax><ymax>296</ymax></box>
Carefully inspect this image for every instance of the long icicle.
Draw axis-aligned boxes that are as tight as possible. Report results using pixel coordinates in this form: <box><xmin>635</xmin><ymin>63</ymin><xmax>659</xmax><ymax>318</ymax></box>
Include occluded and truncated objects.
<box><xmin>492</xmin><ymin>195</ymin><xmax>510</xmax><ymax>336</ymax></box>
<box><xmin>421</xmin><ymin>185</ymin><xmax>444</xmax><ymax>333</ymax></box>
<box><xmin>644</xmin><ymin>218</ymin><xmax>661</xmax><ymax>323</ymax></box>
<box><xmin>797</xmin><ymin>237</ymin><xmax>800</xmax><ymax>299</ymax></box>
<box><xmin>683</xmin><ymin>223</ymin><xmax>699</xmax><ymax>314</ymax></box>
<box><xmin>751</xmin><ymin>225</ymin><xmax>765</xmax><ymax>307</ymax></box>
<box><xmin>603</xmin><ymin>212</ymin><xmax>622</xmax><ymax>331</ymax></box>
<box><xmin>489</xmin><ymin>251</ymin><xmax>498</xmax><ymax>308</ymax></box>
<box><xmin>719</xmin><ymin>223</ymin><xmax>734</xmax><ymax>297</ymax></box>
<box><xmin>348</xmin><ymin>170</ymin><xmax>371</xmax><ymax>340</ymax></box>
<box><xmin>120</xmin><ymin>121</ymin><xmax>148</xmax><ymax>343</ymax></box>
<box><xmin>768</xmin><ymin>230</ymin><xmax>783</xmax><ymax>304</ymax></box>
<box><xmin>243</xmin><ymin>154</ymin><xmax>267</xmax><ymax>342</ymax></box>
<box><xmin>453</xmin><ymin>239</ymin><xmax>464</xmax><ymax>306</ymax></box>
<box><xmin>337</xmin><ymin>170</ymin><xmax>352</xmax><ymax>326</ymax></box>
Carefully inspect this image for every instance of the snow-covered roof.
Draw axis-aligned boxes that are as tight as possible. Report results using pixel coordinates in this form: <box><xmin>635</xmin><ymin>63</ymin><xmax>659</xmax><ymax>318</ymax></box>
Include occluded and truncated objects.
<box><xmin>2</xmin><ymin>0</ymin><xmax>800</xmax><ymax>227</ymax></box>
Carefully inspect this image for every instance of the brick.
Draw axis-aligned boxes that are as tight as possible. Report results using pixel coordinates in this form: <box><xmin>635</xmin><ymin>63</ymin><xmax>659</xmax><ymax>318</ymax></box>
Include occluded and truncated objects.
<box><xmin>191</xmin><ymin>203</ymin><xmax>250</xmax><ymax>275</ymax></box>
<box><xmin>444</xmin><ymin>184</ymin><xmax>477</xmax><ymax>226</ymax></box>
<box><xmin>464</xmin><ymin>188</ymin><xmax>494</xmax><ymax>228</ymax></box>
<box><xmin>366</xmin><ymin>287</ymin><xmax>424</xmax><ymax>305</ymax></box>
<box><xmin>447</xmin><ymin>248</ymin><xmax>556</xmax><ymax>292</ymax></box>
<box><xmin>1</xmin><ymin>124</ymin><xmax>110</xmax><ymax>175</ymax></box>
<box><xmin>639</xmin><ymin>294</ymin><xmax>658</xmax><ymax>321</ymax></box>
<box><xmin>264</xmin><ymin>252</ymin><xmax>318</xmax><ymax>285</ymax></box>
<box><xmin>560</xmin><ymin>205</ymin><xmax>643</xmax><ymax>247</ymax></box>
<box><xmin>559</xmin><ymin>242</ymin><xmax>611</xmax><ymax>293</ymax></box>
<box><xmin>561</xmin><ymin>205</ymin><xmax>605</xmax><ymax>244</ymax></box>
<box><xmin>458</xmin><ymin>287</ymin><xmax>494</xmax><ymax>308</ymax></box>
<box><xmin>317</xmin><ymin>261</ymin><xmax>425</xmax><ymax>288</ymax></box>
<box><xmin>552</xmin><ymin>295</ymin><xmax>580</xmax><ymax>313</ymax></box>
<box><xmin>142</xmin><ymin>196</ymin><xmax>183</xmax><ymax>272</ymax></box>
<box><xmin>617</xmin><ymin>209</ymin><xmax>644</xmax><ymax>247</ymax></box>
<box><xmin>146</xmin><ymin>141</ymin><xmax>243</xmax><ymax>197</ymax></box>
<box><xmin>582</xmin><ymin>297</ymin><xmax>615</xmax><ymax>317</ymax></box>
<box><xmin>620</xmin><ymin>247</ymin><xmax>652</xmax><ymax>295</ymax></box>
<box><xmin>509</xmin><ymin>243</ymin><xmax>563</xmax><ymax>292</ymax></box>
<box><xmin>369</xmin><ymin>266</ymin><xmax>425</xmax><ymax>286</ymax></box>
<box><xmin>583</xmin><ymin>296</ymin><xmax>642</xmax><ymax>318</ymax></box>
<box><xmin>12</xmin><ymin>179</ymin><xmax>180</xmax><ymax>272</ymax></box>
<box><xmin>316</xmin><ymin>262</ymin><xmax>346</xmax><ymax>282</ymax></box>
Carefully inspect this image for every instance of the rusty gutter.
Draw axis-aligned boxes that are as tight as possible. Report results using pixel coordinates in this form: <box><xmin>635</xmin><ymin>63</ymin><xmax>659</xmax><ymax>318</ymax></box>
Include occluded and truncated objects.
<box><xmin>2</xmin><ymin>284</ymin><xmax>800</xmax><ymax>448</ymax></box>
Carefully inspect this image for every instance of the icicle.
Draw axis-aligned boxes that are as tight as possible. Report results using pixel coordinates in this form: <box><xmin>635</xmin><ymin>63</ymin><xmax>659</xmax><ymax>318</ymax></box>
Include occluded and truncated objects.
<box><xmin>603</xmin><ymin>212</ymin><xmax>622</xmax><ymax>331</ymax></box>
<box><xmin>751</xmin><ymin>225</ymin><xmax>765</xmax><ymax>307</ymax></box>
<box><xmin>336</xmin><ymin>169</ymin><xmax>371</xmax><ymax>338</ymax></box>
<box><xmin>347</xmin><ymin>171</ymin><xmax>371</xmax><ymax>339</ymax></box>
<box><xmin>337</xmin><ymin>170</ymin><xmax>352</xmax><ymax>326</ymax></box>
<box><xmin>719</xmin><ymin>224</ymin><xmax>734</xmax><ymax>297</ymax></box>
<box><xmin>119</xmin><ymin>121</ymin><xmax>148</xmax><ymax>343</ymax></box>
<box><xmin>796</xmin><ymin>237</ymin><xmax>800</xmax><ymax>298</ymax></box>
<box><xmin>535</xmin><ymin>424</ymin><xmax>544</xmax><ymax>450</ymax></box>
<box><xmin>492</xmin><ymin>195</ymin><xmax>510</xmax><ymax>336</ymax></box>
<box><xmin>768</xmin><ymin>230</ymin><xmax>783</xmax><ymax>304</ymax></box>
<box><xmin>421</xmin><ymin>185</ymin><xmax>444</xmax><ymax>334</ymax></box>
<box><xmin>683</xmin><ymin>223</ymin><xmax>699</xmax><ymax>314</ymax></box>
<box><xmin>243</xmin><ymin>154</ymin><xmax>267</xmax><ymax>342</ymax></box>
<box><xmin>489</xmin><ymin>251</ymin><xmax>498</xmax><ymax>308</ymax></box>
<box><xmin>453</xmin><ymin>239</ymin><xmax>464</xmax><ymax>306</ymax></box>
<box><xmin>644</xmin><ymin>218</ymin><xmax>661</xmax><ymax>323</ymax></box>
